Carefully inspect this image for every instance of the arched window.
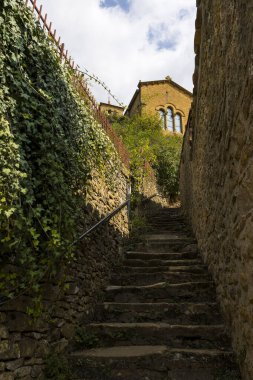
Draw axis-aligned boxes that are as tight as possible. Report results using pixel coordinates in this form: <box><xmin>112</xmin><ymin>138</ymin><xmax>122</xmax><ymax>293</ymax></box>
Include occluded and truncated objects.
<box><xmin>159</xmin><ymin>109</ymin><xmax>165</xmax><ymax>129</ymax></box>
<box><xmin>167</xmin><ymin>108</ymin><xmax>174</xmax><ymax>131</ymax></box>
<box><xmin>175</xmin><ymin>113</ymin><xmax>182</xmax><ymax>133</ymax></box>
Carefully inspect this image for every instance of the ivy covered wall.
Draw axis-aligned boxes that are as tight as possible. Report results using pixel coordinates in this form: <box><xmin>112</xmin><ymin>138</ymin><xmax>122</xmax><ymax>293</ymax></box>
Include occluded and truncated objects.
<box><xmin>0</xmin><ymin>0</ymin><xmax>126</xmax><ymax>296</ymax></box>
<box><xmin>0</xmin><ymin>1</ymin><xmax>129</xmax><ymax>378</ymax></box>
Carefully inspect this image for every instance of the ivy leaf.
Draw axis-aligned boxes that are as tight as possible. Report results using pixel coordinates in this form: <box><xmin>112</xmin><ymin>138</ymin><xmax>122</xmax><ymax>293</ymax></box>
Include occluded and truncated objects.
<box><xmin>2</xmin><ymin>168</ymin><xmax>11</xmax><ymax>175</ymax></box>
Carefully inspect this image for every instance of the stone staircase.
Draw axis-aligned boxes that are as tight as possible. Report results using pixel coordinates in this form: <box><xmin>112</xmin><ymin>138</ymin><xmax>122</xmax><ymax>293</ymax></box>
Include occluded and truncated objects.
<box><xmin>69</xmin><ymin>208</ymin><xmax>240</xmax><ymax>380</ymax></box>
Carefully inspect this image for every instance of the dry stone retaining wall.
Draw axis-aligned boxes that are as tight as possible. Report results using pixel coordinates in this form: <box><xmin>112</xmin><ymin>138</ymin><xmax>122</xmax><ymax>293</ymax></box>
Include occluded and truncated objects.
<box><xmin>180</xmin><ymin>1</ymin><xmax>253</xmax><ymax>379</ymax></box>
<box><xmin>0</xmin><ymin>164</ymin><xmax>129</xmax><ymax>380</ymax></box>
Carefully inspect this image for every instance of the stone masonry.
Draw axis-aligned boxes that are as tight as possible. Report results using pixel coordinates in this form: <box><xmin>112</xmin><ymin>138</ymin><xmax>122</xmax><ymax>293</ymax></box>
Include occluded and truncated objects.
<box><xmin>0</xmin><ymin>163</ymin><xmax>130</xmax><ymax>380</ymax></box>
<box><xmin>180</xmin><ymin>1</ymin><xmax>253</xmax><ymax>379</ymax></box>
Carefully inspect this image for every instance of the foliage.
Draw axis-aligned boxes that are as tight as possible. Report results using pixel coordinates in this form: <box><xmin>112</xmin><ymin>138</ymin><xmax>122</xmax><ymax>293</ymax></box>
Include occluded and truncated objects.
<box><xmin>112</xmin><ymin>114</ymin><xmax>183</xmax><ymax>200</ymax></box>
<box><xmin>214</xmin><ymin>369</ymin><xmax>241</xmax><ymax>380</ymax></box>
<box><xmin>74</xmin><ymin>327</ymin><xmax>100</xmax><ymax>349</ymax></box>
<box><xmin>154</xmin><ymin>134</ymin><xmax>183</xmax><ymax>200</ymax></box>
<box><xmin>44</xmin><ymin>352</ymin><xmax>70</xmax><ymax>380</ymax></box>
<box><xmin>0</xmin><ymin>0</ymin><xmax>121</xmax><ymax>300</ymax></box>
<box><xmin>113</xmin><ymin>114</ymin><xmax>161</xmax><ymax>191</ymax></box>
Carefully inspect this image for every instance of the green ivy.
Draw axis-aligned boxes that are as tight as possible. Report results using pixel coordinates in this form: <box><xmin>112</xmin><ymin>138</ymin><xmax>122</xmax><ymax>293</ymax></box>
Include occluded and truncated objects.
<box><xmin>0</xmin><ymin>0</ymin><xmax>121</xmax><ymax>298</ymax></box>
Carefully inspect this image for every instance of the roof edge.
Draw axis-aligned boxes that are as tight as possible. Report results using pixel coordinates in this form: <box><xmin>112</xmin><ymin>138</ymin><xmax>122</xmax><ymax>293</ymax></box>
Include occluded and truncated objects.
<box><xmin>125</xmin><ymin>88</ymin><xmax>140</xmax><ymax>115</ymax></box>
<box><xmin>99</xmin><ymin>102</ymin><xmax>125</xmax><ymax>110</ymax></box>
<box><xmin>138</xmin><ymin>79</ymin><xmax>193</xmax><ymax>97</ymax></box>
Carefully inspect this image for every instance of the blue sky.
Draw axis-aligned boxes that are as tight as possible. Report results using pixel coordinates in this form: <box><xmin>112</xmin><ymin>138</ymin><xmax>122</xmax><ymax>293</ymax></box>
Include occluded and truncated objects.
<box><xmin>147</xmin><ymin>24</ymin><xmax>178</xmax><ymax>51</ymax></box>
<box><xmin>100</xmin><ymin>0</ymin><xmax>131</xmax><ymax>12</ymax></box>
<box><xmin>34</xmin><ymin>0</ymin><xmax>196</xmax><ymax>105</ymax></box>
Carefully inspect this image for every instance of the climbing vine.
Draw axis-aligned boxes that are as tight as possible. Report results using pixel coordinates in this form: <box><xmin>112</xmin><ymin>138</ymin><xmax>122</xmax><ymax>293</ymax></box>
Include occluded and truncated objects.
<box><xmin>0</xmin><ymin>0</ymin><xmax>121</xmax><ymax>299</ymax></box>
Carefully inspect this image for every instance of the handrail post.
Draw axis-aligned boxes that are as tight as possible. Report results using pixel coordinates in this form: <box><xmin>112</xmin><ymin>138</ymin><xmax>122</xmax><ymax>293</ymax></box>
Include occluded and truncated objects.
<box><xmin>126</xmin><ymin>182</ymin><xmax>131</xmax><ymax>224</ymax></box>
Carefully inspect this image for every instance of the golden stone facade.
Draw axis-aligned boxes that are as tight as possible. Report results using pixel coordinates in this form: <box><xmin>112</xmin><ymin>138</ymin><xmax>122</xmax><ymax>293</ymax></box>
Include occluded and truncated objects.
<box><xmin>99</xmin><ymin>102</ymin><xmax>125</xmax><ymax>117</ymax></box>
<box><xmin>126</xmin><ymin>77</ymin><xmax>193</xmax><ymax>134</ymax></box>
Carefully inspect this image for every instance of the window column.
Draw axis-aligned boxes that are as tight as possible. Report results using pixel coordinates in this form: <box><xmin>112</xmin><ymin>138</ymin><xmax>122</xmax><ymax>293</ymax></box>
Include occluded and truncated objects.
<box><xmin>175</xmin><ymin>113</ymin><xmax>183</xmax><ymax>133</ymax></box>
<box><xmin>159</xmin><ymin>109</ymin><xmax>165</xmax><ymax>129</ymax></box>
<box><xmin>167</xmin><ymin>108</ymin><xmax>174</xmax><ymax>132</ymax></box>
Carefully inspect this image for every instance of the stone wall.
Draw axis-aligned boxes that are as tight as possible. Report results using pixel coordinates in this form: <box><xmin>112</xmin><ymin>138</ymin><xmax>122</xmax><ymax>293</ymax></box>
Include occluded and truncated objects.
<box><xmin>138</xmin><ymin>167</ymin><xmax>170</xmax><ymax>215</ymax></box>
<box><xmin>0</xmin><ymin>163</ymin><xmax>129</xmax><ymax>380</ymax></box>
<box><xmin>126</xmin><ymin>89</ymin><xmax>142</xmax><ymax>118</ymax></box>
<box><xmin>180</xmin><ymin>1</ymin><xmax>253</xmax><ymax>379</ymax></box>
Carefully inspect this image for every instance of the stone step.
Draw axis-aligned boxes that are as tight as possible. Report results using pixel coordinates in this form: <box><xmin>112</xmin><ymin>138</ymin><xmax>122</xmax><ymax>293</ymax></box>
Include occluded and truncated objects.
<box><xmin>142</xmin><ymin>234</ymin><xmax>195</xmax><ymax>241</ymax></box>
<box><xmin>70</xmin><ymin>346</ymin><xmax>239</xmax><ymax>380</ymax></box>
<box><xmin>148</xmin><ymin>232</ymin><xmax>192</xmax><ymax>238</ymax></box>
<box><xmin>74</xmin><ymin>322</ymin><xmax>230</xmax><ymax>349</ymax></box>
<box><xmin>125</xmin><ymin>251</ymin><xmax>199</xmax><ymax>260</ymax></box>
<box><xmin>148</xmin><ymin>221</ymin><xmax>187</xmax><ymax>225</ymax></box>
<box><xmin>142</xmin><ymin>234</ymin><xmax>195</xmax><ymax>240</ymax></box>
<box><xmin>95</xmin><ymin>302</ymin><xmax>223</xmax><ymax>324</ymax></box>
<box><xmin>105</xmin><ymin>282</ymin><xmax>216</xmax><ymax>303</ymax></box>
<box><xmin>122</xmin><ymin>258</ymin><xmax>203</xmax><ymax>267</ymax></box>
<box><xmin>147</xmin><ymin>222</ymin><xmax>187</xmax><ymax>227</ymax></box>
<box><xmin>118</xmin><ymin>265</ymin><xmax>208</xmax><ymax>274</ymax></box>
<box><xmin>136</xmin><ymin>241</ymin><xmax>198</xmax><ymax>253</ymax></box>
<box><xmin>147</xmin><ymin>226</ymin><xmax>190</xmax><ymax>232</ymax></box>
<box><xmin>147</xmin><ymin>225</ymin><xmax>191</xmax><ymax>231</ymax></box>
<box><xmin>149</xmin><ymin>218</ymin><xmax>184</xmax><ymax>222</ymax></box>
<box><xmin>110</xmin><ymin>271</ymin><xmax>211</xmax><ymax>286</ymax></box>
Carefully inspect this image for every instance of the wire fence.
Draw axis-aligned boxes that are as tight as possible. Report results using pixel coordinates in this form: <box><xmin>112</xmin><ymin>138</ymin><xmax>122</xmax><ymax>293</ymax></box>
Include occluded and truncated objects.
<box><xmin>24</xmin><ymin>0</ymin><xmax>130</xmax><ymax>168</ymax></box>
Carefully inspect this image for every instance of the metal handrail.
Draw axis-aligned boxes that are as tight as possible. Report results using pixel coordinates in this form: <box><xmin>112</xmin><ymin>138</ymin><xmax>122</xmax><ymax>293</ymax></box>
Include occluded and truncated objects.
<box><xmin>70</xmin><ymin>192</ymin><xmax>166</xmax><ymax>247</ymax></box>
<box><xmin>70</xmin><ymin>199</ymin><xmax>130</xmax><ymax>247</ymax></box>
<box><xmin>0</xmin><ymin>189</ymin><xmax>131</xmax><ymax>305</ymax></box>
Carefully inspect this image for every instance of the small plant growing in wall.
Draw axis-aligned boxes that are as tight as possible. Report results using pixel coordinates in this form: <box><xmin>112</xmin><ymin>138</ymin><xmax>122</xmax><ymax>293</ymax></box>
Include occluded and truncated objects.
<box><xmin>74</xmin><ymin>327</ymin><xmax>100</xmax><ymax>349</ymax></box>
<box><xmin>44</xmin><ymin>352</ymin><xmax>70</xmax><ymax>380</ymax></box>
<box><xmin>214</xmin><ymin>369</ymin><xmax>241</xmax><ymax>380</ymax></box>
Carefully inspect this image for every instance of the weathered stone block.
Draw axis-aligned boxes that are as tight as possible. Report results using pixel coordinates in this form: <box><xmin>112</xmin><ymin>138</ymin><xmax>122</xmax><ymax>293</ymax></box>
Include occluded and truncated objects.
<box><xmin>19</xmin><ymin>338</ymin><xmax>38</xmax><ymax>358</ymax></box>
<box><xmin>0</xmin><ymin>373</ymin><xmax>14</xmax><ymax>380</ymax></box>
<box><xmin>0</xmin><ymin>342</ymin><xmax>20</xmax><ymax>361</ymax></box>
<box><xmin>14</xmin><ymin>366</ymin><xmax>32</xmax><ymax>378</ymax></box>
<box><xmin>31</xmin><ymin>365</ymin><xmax>44</xmax><ymax>378</ymax></box>
<box><xmin>0</xmin><ymin>362</ymin><xmax>5</xmax><ymax>371</ymax></box>
<box><xmin>60</xmin><ymin>323</ymin><xmax>76</xmax><ymax>340</ymax></box>
<box><xmin>0</xmin><ymin>326</ymin><xmax>9</xmax><ymax>339</ymax></box>
<box><xmin>6</xmin><ymin>359</ymin><xmax>24</xmax><ymax>371</ymax></box>
<box><xmin>6</xmin><ymin>312</ymin><xmax>47</xmax><ymax>333</ymax></box>
<box><xmin>0</xmin><ymin>313</ymin><xmax>6</xmax><ymax>324</ymax></box>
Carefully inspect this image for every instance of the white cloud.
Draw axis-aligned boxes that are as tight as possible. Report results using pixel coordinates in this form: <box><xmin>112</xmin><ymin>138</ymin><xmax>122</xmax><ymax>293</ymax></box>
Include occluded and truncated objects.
<box><xmin>33</xmin><ymin>0</ymin><xmax>196</xmax><ymax>106</ymax></box>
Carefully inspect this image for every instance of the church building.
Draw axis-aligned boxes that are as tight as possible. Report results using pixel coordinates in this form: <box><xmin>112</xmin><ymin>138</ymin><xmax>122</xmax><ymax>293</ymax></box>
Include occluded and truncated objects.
<box><xmin>125</xmin><ymin>76</ymin><xmax>193</xmax><ymax>134</ymax></box>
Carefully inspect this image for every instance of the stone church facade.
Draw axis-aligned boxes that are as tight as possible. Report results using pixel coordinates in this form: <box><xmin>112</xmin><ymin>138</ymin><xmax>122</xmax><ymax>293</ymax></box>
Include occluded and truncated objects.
<box><xmin>125</xmin><ymin>77</ymin><xmax>193</xmax><ymax>134</ymax></box>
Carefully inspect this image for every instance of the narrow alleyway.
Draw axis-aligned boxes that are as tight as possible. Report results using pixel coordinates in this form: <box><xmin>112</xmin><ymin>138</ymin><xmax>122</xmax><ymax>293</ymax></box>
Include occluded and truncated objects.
<box><xmin>69</xmin><ymin>207</ymin><xmax>240</xmax><ymax>380</ymax></box>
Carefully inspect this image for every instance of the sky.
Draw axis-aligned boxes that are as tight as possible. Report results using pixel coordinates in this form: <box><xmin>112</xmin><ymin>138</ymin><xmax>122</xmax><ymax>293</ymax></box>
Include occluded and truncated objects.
<box><xmin>36</xmin><ymin>0</ymin><xmax>196</xmax><ymax>106</ymax></box>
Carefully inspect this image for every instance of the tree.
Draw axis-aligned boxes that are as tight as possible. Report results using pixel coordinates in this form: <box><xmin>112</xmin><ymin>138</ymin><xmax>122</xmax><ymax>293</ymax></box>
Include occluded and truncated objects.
<box><xmin>112</xmin><ymin>113</ymin><xmax>183</xmax><ymax>200</ymax></box>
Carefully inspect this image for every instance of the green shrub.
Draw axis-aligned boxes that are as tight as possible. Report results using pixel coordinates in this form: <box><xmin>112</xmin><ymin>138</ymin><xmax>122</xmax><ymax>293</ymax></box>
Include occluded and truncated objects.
<box><xmin>154</xmin><ymin>134</ymin><xmax>183</xmax><ymax>201</ymax></box>
<box><xmin>112</xmin><ymin>114</ymin><xmax>182</xmax><ymax>200</ymax></box>
<box><xmin>74</xmin><ymin>328</ymin><xmax>100</xmax><ymax>349</ymax></box>
<box><xmin>44</xmin><ymin>352</ymin><xmax>70</xmax><ymax>380</ymax></box>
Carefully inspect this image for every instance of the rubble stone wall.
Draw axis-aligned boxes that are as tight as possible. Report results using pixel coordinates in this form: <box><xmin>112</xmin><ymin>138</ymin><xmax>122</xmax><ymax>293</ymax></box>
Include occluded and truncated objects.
<box><xmin>180</xmin><ymin>1</ymin><xmax>253</xmax><ymax>379</ymax></box>
<box><xmin>0</xmin><ymin>165</ymin><xmax>129</xmax><ymax>380</ymax></box>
